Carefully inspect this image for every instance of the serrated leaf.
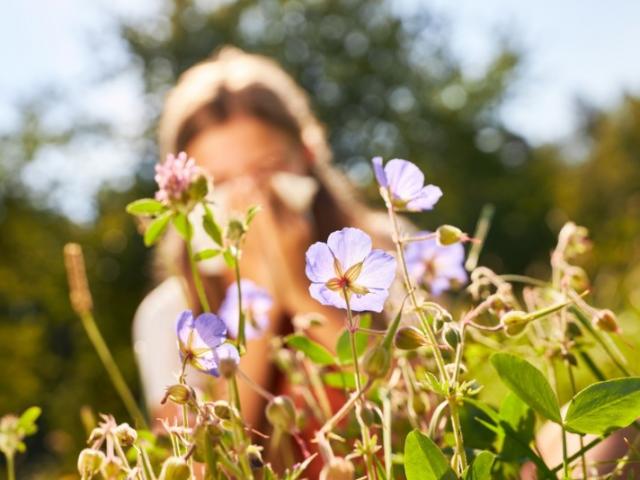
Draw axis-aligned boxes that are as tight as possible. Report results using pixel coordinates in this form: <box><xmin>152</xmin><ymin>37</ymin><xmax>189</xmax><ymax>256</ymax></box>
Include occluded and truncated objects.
<box><xmin>126</xmin><ymin>198</ymin><xmax>165</xmax><ymax>216</ymax></box>
<box><xmin>564</xmin><ymin>377</ymin><xmax>640</xmax><ymax>435</ymax></box>
<box><xmin>172</xmin><ymin>212</ymin><xmax>193</xmax><ymax>241</ymax></box>
<box><xmin>203</xmin><ymin>204</ymin><xmax>223</xmax><ymax>246</ymax></box>
<box><xmin>144</xmin><ymin>211</ymin><xmax>172</xmax><ymax>246</ymax></box>
<box><xmin>285</xmin><ymin>334</ymin><xmax>335</xmax><ymax>366</ymax></box>
<box><xmin>336</xmin><ymin>313</ymin><xmax>371</xmax><ymax>364</ymax></box>
<box><xmin>193</xmin><ymin>249</ymin><xmax>221</xmax><ymax>261</ymax></box>
<box><xmin>491</xmin><ymin>353</ymin><xmax>561</xmax><ymax>424</ymax></box>
<box><xmin>404</xmin><ymin>430</ymin><xmax>456</xmax><ymax>480</ymax></box>
<box><xmin>464</xmin><ymin>451</ymin><xmax>495</xmax><ymax>480</ymax></box>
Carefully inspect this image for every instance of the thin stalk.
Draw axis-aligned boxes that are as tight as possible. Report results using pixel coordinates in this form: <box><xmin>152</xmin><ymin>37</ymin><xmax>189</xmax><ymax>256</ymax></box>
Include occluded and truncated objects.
<box><xmin>551</xmin><ymin>436</ymin><xmax>605</xmax><ymax>473</ymax></box>
<box><xmin>561</xmin><ymin>425</ymin><xmax>569</xmax><ymax>479</ymax></box>
<box><xmin>567</xmin><ymin>362</ymin><xmax>588</xmax><ymax>479</ymax></box>
<box><xmin>233</xmin><ymin>252</ymin><xmax>247</xmax><ymax>353</ymax></box>
<box><xmin>80</xmin><ymin>312</ymin><xmax>147</xmax><ymax>429</ymax></box>
<box><xmin>385</xmin><ymin>202</ymin><xmax>467</xmax><ymax>473</ymax></box>
<box><xmin>186</xmin><ymin>241</ymin><xmax>211</xmax><ymax>313</ymax></box>
<box><xmin>6</xmin><ymin>454</ymin><xmax>14</xmax><ymax>480</ymax></box>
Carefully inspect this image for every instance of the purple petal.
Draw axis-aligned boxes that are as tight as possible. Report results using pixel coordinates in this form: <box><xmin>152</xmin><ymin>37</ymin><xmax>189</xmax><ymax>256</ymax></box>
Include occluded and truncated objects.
<box><xmin>305</xmin><ymin>242</ymin><xmax>336</xmax><ymax>282</ymax></box>
<box><xmin>384</xmin><ymin>159</ymin><xmax>425</xmax><ymax>199</ymax></box>
<box><xmin>327</xmin><ymin>227</ymin><xmax>372</xmax><ymax>271</ymax></box>
<box><xmin>309</xmin><ymin>283</ymin><xmax>347</xmax><ymax>310</ymax></box>
<box><xmin>406</xmin><ymin>185</ymin><xmax>443</xmax><ymax>211</ymax></box>
<box><xmin>348</xmin><ymin>288</ymin><xmax>390</xmax><ymax>313</ymax></box>
<box><xmin>372</xmin><ymin>156</ymin><xmax>388</xmax><ymax>187</ymax></box>
<box><xmin>219</xmin><ymin>280</ymin><xmax>272</xmax><ymax>340</ymax></box>
<box><xmin>215</xmin><ymin>343</ymin><xmax>240</xmax><ymax>366</ymax></box>
<box><xmin>193</xmin><ymin>349</ymin><xmax>219</xmax><ymax>376</ymax></box>
<box><xmin>176</xmin><ymin>310</ymin><xmax>195</xmax><ymax>346</ymax></box>
<box><xmin>430</xmin><ymin>277</ymin><xmax>451</xmax><ymax>297</ymax></box>
<box><xmin>194</xmin><ymin>313</ymin><xmax>227</xmax><ymax>348</ymax></box>
<box><xmin>357</xmin><ymin>249</ymin><xmax>396</xmax><ymax>290</ymax></box>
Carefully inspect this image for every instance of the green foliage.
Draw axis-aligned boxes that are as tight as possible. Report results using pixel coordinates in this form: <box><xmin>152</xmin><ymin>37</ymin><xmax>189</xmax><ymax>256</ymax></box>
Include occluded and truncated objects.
<box><xmin>284</xmin><ymin>334</ymin><xmax>335</xmax><ymax>366</ymax></box>
<box><xmin>125</xmin><ymin>199</ymin><xmax>165</xmax><ymax>216</ymax></box>
<box><xmin>463</xmin><ymin>451</ymin><xmax>495</xmax><ymax>480</ymax></box>
<box><xmin>144</xmin><ymin>211</ymin><xmax>173</xmax><ymax>246</ymax></box>
<box><xmin>564</xmin><ymin>378</ymin><xmax>640</xmax><ymax>435</ymax></box>
<box><xmin>491</xmin><ymin>353</ymin><xmax>562</xmax><ymax>423</ymax></box>
<box><xmin>403</xmin><ymin>430</ymin><xmax>456</xmax><ymax>480</ymax></box>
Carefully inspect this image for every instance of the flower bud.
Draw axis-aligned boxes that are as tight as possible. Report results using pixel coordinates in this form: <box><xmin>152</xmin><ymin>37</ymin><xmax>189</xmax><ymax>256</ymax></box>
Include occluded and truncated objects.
<box><xmin>566</xmin><ymin>266</ymin><xmax>590</xmax><ymax>292</ymax></box>
<box><xmin>500</xmin><ymin>310</ymin><xmax>531</xmax><ymax>337</ymax></box>
<box><xmin>86</xmin><ymin>427</ymin><xmax>105</xmax><ymax>445</ymax></box>
<box><xmin>226</xmin><ymin>219</ymin><xmax>247</xmax><ymax>243</ymax></box>
<box><xmin>362</xmin><ymin>344</ymin><xmax>391</xmax><ymax>379</ymax></box>
<box><xmin>265</xmin><ymin>396</ymin><xmax>297</xmax><ymax>431</ymax></box>
<box><xmin>442</xmin><ymin>324</ymin><xmax>462</xmax><ymax>350</ymax></box>
<box><xmin>247</xmin><ymin>445</ymin><xmax>264</xmax><ymax>470</ymax></box>
<box><xmin>114</xmin><ymin>423</ymin><xmax>137</xmax><ymax>447</ymax></box>
<box><xmin>159</xmin><ymin>457</ymin><xmax>190</xmax><ymax>480</ymax></box>
<box><xmin>395</xmin><ymin>326</ymin><xmax>427</xmax><ymax>350</ymax></box>
<box><xmin>218</xmin><ymin>356</ymin><xmax>238</xmax><ymax>379</ymax></box>
<box><xmin>101</xmin><ymin>456</ymin><xmax>123</xmax><ymax>479</ymax></box>
<box><xmin>437</xmin><ymin>225</ymin><xmax>465</xmax><ymax>246</ymax></box>
<box><xmin>593</xmin><ymin>309</ymin><xmax>620</xmax><ymax>333</ymax></box>
<box><xmin>274</xmin><ymin>348</ymin><xmax>295</xmax><ymax>372</ymax></box>
<box><xmin>211</xmin><ymin>400</ymin><xmax>234</xmax><ymax>420</ymax></box>
<box><xmin>77</xmin><ymin>448</ymin><xmax>105</xmax><ymax>477</ymax></box>
<box><xmin>319</xmin><ymin>456</ymin><xmax>355</xmax><ymax>480</ymax></box>
<box><xmin>163</xmin><ymin>384</ymin><xmax>195</xmax><ymax>405</ymax></box>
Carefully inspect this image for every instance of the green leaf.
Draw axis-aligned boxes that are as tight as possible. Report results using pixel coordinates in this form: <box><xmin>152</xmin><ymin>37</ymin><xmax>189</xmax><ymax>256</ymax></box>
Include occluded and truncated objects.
<box><xmin>321</xmin><ymin>372</ymin><xmax>356</xmax><ymax>389</ymax></box>
<box><xmin>498</xmin><ymin>392</ymin><xmax>535</xmax><ymax>461</ymax></box>
<box><xmin>222</xmin><ymin>248</ymin><xmax>236</xmax><ymax>268</ymax></box>
<box><xmin>336</xmin><ymin>313</ymin><xmax>371</xmax><ymax>364</ymax></box>
<box><xmin>144</xmin><ymin>211</ymin><xmax>172</xmax><ymax>246</ymax></box>
<box><xmin>464</xmin><ymin>451</ymin><xmax>495</xmax><ymax>480</ymax></box>
<box><xmin>203</xmin><ymin>204</ymin><xmax>223</xmax><ymax>246</ymax></box>
<box><xmin>491</xmin><ymin>353</ymin><xmax>561</xmax><ymax>424</ymax></box>
<box><xmin>126</xmin><ymin>198</ymin><xmax>165</xmax><ymax>216</ymax></box>
<box><xmin>403</xmin><ymin>430</ymin><xmax>456</xmax><ymax>480</ymax></box>
<box><xmin>564</xmin><ymin>377</ymin><xmax>640</xmax><ymax>435</ymax></box>
<box><xmin>193</xmin><ymin>249</ymin><xmax>221</xmax><ymax>261</ymax></box>
<box><xmin>245</xmin><ymin>204</ymin><xmax>261</xmax><ymax>226</ymax></box>
<box><xmin>172</xmin><ymin>212</ymin><xmax>193</xmax><ymax>241</ymax></box>
<box><xmin>18</xmin><ymin>406</ymin><xmax>41</xmax><ymax>436</ymax></box>
<box><xmin>285</xmin><ymin>334</ymin><xmax>335</xmax><ymax>366</ymax></box>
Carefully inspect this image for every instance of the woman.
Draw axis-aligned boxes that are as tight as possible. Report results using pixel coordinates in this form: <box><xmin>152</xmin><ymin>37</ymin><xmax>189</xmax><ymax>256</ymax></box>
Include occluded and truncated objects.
<box><xmin>132</xmin><ymin>46</ymin><xmax>396</xmax><ymax>440</ymax></box>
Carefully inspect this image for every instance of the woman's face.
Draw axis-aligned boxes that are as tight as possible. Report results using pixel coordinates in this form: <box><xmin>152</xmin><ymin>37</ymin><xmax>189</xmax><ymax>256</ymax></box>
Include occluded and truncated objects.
<box><xmin>185</xmin><ymin>114</ymin><xmax>309</xmax><ymax>184</ymax></box>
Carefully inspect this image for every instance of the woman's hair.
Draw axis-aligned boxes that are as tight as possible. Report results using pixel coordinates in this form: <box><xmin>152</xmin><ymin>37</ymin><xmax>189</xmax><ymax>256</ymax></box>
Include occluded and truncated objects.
<box><xmin>155</xmin><ymin>46</ymin><xmax>393</xmax><ymax>311</ymax></box>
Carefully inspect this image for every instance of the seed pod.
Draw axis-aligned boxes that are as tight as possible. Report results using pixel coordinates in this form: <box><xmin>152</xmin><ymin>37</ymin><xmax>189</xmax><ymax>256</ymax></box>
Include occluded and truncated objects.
<box><xmin>218</xmin><ymin>355</ymin><xmax>238</xmax><ymax>379</ymax></box>
<box><xmin>77</xmin><ymin>448</ymin><xmax>105</xmax><ymax>477</ymax></box>
<box><xmin>593</xmin><ymin>309</ymin><xmax>620</xmax><ymax>333</ymax></box>
<box><xmin>500</xmin><ymin>310</ymin><xmax>530</xmax><ymax>337</ymax></box>
<box><xmin>437</xmin><ymin>225</ymin><xmax>465</xmax><ymax>246</ymax></box>
<box><xmin>163</xmin><ymin>384</ymin><xmax>195</xmax><ymax>405</ymax></box>
<box><xmin>362</xmin><ymin>344</ymin><xmax>391</xmax><ymax>379</ymax></box>
<box><xmin>247</xmin><ymin>445</ymin><xmax>264</xmax><ymax>470</ymax></box>
<box><xmin>226</xmin><ymin>219</ymin><xmax>247</xmax><ymax>243</ymax></box>
<box><xmin>319</xmin><ymin>457</ymin><xmax>355</xmax><ymax>480</ymax></box>
<box><xmin>395</xmin><ymin>326</ymin><xmax>427</xmax><ymax>350</ymax></box>
<box><xmin>114</xmin><ymin>423</ymin><xmax>137</xmax><ymax>447</ymax></box>
<box><xmin>159</xmin><ymin>457</ymin><xmax>190</xmax><ymax>480</ymax></box>
<box><xmin>442</xmin><ymin>324</ymin><xmax>462</xmax><ymax>350</ymax></box>
<box><xmin>211</xmin><ymin>400</ymin><xmax>234</xmax><ymax>420</ymax></box>
<box><xmin>266</xmin><ymin>396</ymin><xmax>297</xmax><ymax>431</ymax></box>
<box><xmin>101</xmin><ymin>457</ymin><xmax>123</xmax><ymax>479</ymax></box>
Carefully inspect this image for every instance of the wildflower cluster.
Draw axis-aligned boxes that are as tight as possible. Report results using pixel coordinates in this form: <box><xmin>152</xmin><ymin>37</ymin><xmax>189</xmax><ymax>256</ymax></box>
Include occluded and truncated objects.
<box><xmin>51</xmin><ymin>151</ymin><xmax>640</xmax><ymax>480</ymax></box>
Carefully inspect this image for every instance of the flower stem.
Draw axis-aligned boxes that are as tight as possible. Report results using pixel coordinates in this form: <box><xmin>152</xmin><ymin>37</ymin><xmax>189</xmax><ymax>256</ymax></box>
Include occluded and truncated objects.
<box><xmin>6</xmin><ymin>454</ymin><xmax>14</xmax><ymax>480</ymax></box>
<box><xmin>186</xmin><ymin>241</ymin><xmax>211</xmax><ymax>313</ymax></box>
<box><xmin>385</xmin><ymin>202</ymin><xmax>467</xmax><ymax>474</ymax></box>
<box><xmin>233</xmin><ymin>251</ymin><xmax>247</xmax><ymax>354</ymax></box>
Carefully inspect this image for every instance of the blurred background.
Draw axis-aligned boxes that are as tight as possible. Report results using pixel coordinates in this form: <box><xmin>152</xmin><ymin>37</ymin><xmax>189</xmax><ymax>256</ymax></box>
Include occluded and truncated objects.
<box><xmin>2</xmin><ymin>0</ymin><xmax>640</xmax><ymax>476</ymax></box>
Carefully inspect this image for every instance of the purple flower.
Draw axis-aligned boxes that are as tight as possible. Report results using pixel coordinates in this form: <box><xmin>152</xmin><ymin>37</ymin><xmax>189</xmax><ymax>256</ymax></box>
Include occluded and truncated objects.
<box><xmin>218</xmin><ymin>280</ymin><xmax>273</xmax><ymax>340</ymax></box>
<box><xmin>404</xmin><ymin>231</ymin><xmax>467</xmax><ymax>295</ymax></box>
<box><xmin>305</xmin><ymin>227</ymin><xmax>396</xmax><ymax>312</ymax></box>
<box><xmin>176</xmin><ymin>310</ymin><xmax>239</xmax><ymax>377</ymax></box>
<box><xmin>155</xmin><ymin>152</ymin><xmax>203</xmax><ymax>206</ymax></box>
<box><xmin>372</xmin><ymin>157</ymin><xmax>442</xmax><ymax>211</ymax></box>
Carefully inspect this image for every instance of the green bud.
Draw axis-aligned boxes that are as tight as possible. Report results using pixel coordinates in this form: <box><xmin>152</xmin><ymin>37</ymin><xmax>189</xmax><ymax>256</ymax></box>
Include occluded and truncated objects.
<box><xmin>266</xmin><ymin>396</ymin><xmax>297</xmax><ymax>431</ymax></box>
<box><xmin>163</xmin><ymin>384</ymin><xmax>195</xmax><ymax>405</ymax></box>
<box><xmin>226</xmin><ymin>219</ymin><xmax>247</xmax><ymax>243</ymax></box>
<box><xmin>77</xmin><ymin>448</ymin><xmax>105</xmax><ymax>477</ymax></box>
<box><xmin>362</xmin><ymin>345</ymin><xmax>391</xmax><ymax>379</ymax></box>
<box><xmin>218</xmin><ymin>356</ymin><xmax>238</xmax><ymax>379</ymax></box>
<box><xmin>319</xmin><ymin>456</ymin><xmax>355</xmax><ymax>480</ymax></box>
<box><xmin>188</xmin><ymin>175</ymin><xmax>209</xmax><ymax>203</ymax></box>
<box><xmin>567</xmin><ymin>266</ymin><xmax>590</xmax><ymax>292</ymax></box>
<box><xmin>274</xmin><ymin>348</ymin><xmax>295</xmax><ymax>372</ymax></box>
<box><xmin>593</xmin><ymin>309</ymin><xmax>620</xmax><ymax>333</ymax></box>
<box><xmin>500</xmin><ymin>310</ymin><xmax>531</xmax><ymax>337</ymax></box>
<box><xmin>395</xmin><ymin>326</ymin><xmax>427</xmax><ymax>350</ymax></box>
<box><xmin>211</xmin><ymin>400</ymin><xmax>234</xmax><ymax>420</ymax></box>
<box><xmin>442</xmin><ymin>324</ymin><xmax>462</xmax><ymax>350</ymax></box>
<box><xmin>159</xmin><ymin>457</ymin><xmax>190</xmax><ymax>480</ymax></box>
<box><xmin>114</xmin><ymin>423</ymin><xmax>137</xmax><ymax>447</ymax></box>
<box><xmin>101</xmin><ymin>457</ymin><xmax>123</xmax><ymax>479</ymax></box>
<box><xmin>437</xmin><ymin>225</ymin><xmax>465</xmax><ymax>246</ymax></box>
<box><xmin>247</xmin><ymin>445</ymin><xmax>264</xmax><ymax>470</ymax></box>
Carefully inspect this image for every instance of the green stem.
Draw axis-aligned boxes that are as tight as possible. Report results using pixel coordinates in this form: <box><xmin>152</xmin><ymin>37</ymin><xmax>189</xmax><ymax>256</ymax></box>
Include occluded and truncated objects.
<box><xmin>186</xmin><ymin>241</ymin><xmax>211</xmax><ymax>313</ymax></box>
<box><xmin>6</xmin><ymin>454</ymin><xmax>14</xmax><ymax>480</ymax></box>
<box><xmin>551</xmin><ymin>436</ymin><xmax>604</xmax><ymax>473</ymax></box>
<box><xmin>80</xmin><ymin>312</ymin><xmax>147</xmax><ymax>429</ymax></box>
<box><xmin>233</xmin><ymin>252</ymin><xmax>246</xmax><ymax>353</ymax></box>
<box><xmin>567</xmin><ymin>362</ymin><xmax>587</xmax><ymax>479</ymax></box>
<box><xmin>561</xmin><ymin>424</ymin><xmax>569</xmax><ymax>479</ymax></box>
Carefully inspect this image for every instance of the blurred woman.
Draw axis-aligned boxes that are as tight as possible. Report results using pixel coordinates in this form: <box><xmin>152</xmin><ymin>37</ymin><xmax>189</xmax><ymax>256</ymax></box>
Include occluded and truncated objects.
<box><xmin>132</xmin><ymin>46</ymin><xmax>397</xmax><ymax>463</ymax></box>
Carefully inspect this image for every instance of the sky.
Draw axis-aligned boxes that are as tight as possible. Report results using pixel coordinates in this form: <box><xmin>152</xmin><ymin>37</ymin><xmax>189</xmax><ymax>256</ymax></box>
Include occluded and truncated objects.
<box><xmin>2</xmin><ymin>0</ymin><xmax>640</xmax><ymax>220</ymax></box>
